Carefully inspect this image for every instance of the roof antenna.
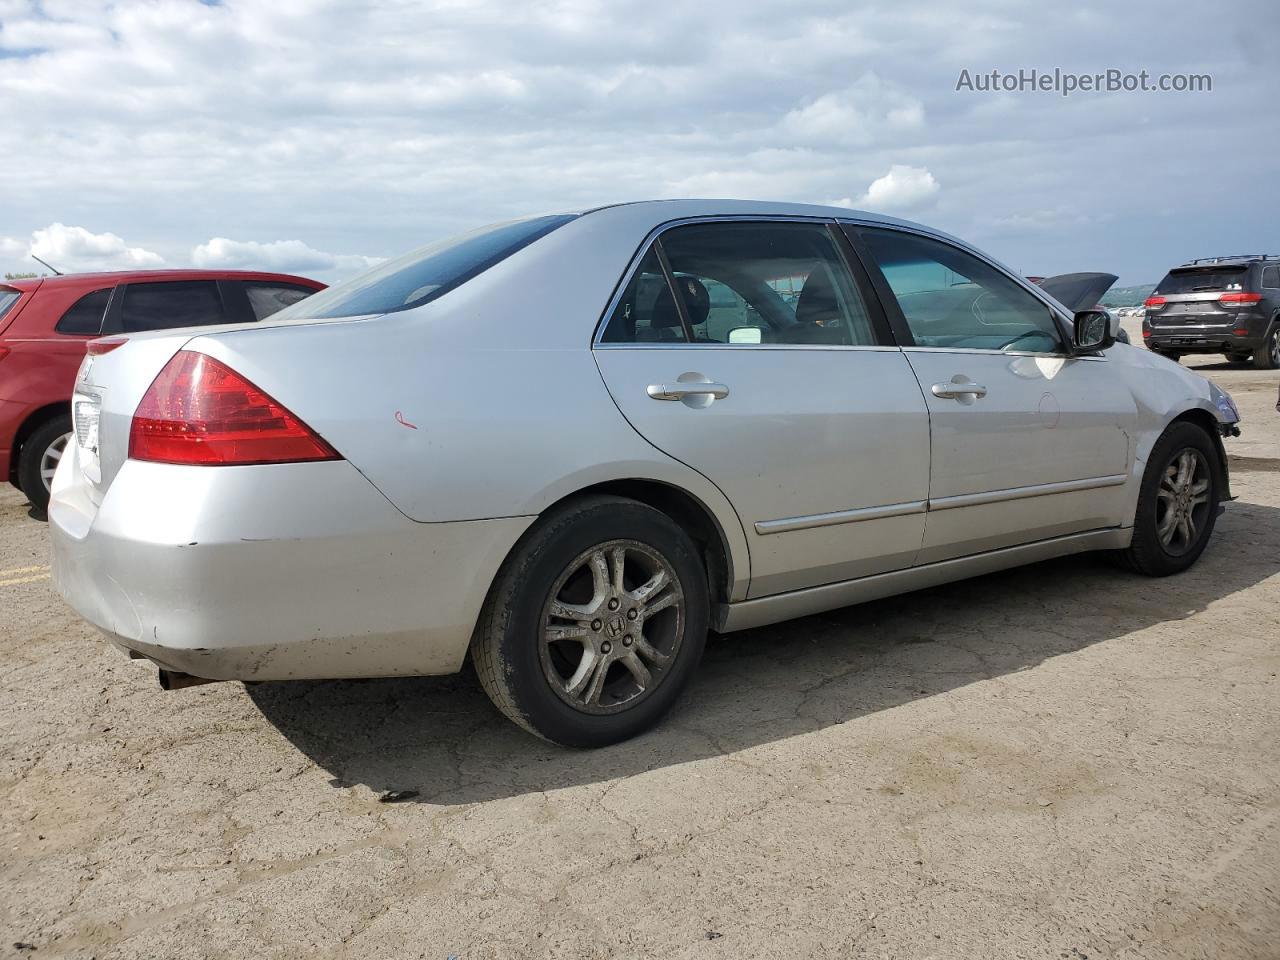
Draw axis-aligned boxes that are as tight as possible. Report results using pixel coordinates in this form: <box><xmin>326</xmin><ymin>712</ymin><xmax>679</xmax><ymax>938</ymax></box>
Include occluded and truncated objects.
<box><xmin>31</xmin><ymin>254</ymin><xmax>63</xmax><ymax>276</ymax></box>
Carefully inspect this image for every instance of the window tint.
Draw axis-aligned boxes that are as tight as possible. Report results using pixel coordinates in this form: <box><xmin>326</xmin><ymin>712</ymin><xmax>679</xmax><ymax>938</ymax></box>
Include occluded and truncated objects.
<box><xmin>859</xmin><ymin>228</ymin><xmax>1062</xmax><ymax>352</ymax></box>
<box><xmin>244</xmin><ymin>282</ymin><xmax>316</xmax><ymax>320</ymax></box>
<box><xmin>1263</xmin><ymin>266</ymin><xmax>1280</xmax><ymax>289</ymax></box>
<box><xmin>601</xmin><ymin>221</ymin><xmax>877</xmax><ymax>346</ymax></box>
<box><xmin>120</xmin><ymin>281</ymin><xmax>225</xmax><ymax>333</ymax></box>
<box><xmin>0</xmin><ymin>288</ymin><xmax>20</xmax><ymax>323</ymax></box>
<box><xmin>55</xmin><ymin>288</ymin><xmax>111</xmax><ymax>335</ymax></box>
<box><xmin>273</xmin><ymin>214</ymin><xmax>577</xmax><ymax>321</ymax></box>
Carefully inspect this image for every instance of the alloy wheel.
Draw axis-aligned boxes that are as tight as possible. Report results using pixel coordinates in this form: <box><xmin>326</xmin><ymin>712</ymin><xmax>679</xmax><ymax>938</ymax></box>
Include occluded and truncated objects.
<box><xmin>539</xmin><ymin>539</ymin><xmax>684</xmax><ymax>714</ymax></box>
<box><xmin>40</xmin><ymin>432</ymin><xmax>71</xmax><ymax>493</ymax></box>
<box><xmin>1270</xmin><ymin>331</ymin><xmax>1280</xmax><ymax>368</ymax></box>
<box><xmin>1155</xmin><ymin>448</ymin><xmax>1211</xmax><ymax>557</ymax></box>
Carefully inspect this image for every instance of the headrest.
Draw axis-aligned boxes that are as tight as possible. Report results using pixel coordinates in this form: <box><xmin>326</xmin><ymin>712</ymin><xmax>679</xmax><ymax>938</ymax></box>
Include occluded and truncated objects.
<box><xmin>795</xmin><ymin>267</ymin><xmax>840</xmax><ymax>326</ymax></box>
<box><xmin>652</xmin><ymin>275</ymin><xmax>711</xmax><ymax>329</ymax></box>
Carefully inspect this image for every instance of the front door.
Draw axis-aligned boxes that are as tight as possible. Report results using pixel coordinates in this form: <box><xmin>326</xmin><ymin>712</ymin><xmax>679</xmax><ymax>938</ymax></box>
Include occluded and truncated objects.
<box><xmin>593</xmin><ymin>219</ymin><xmax>932</xmax><ymax>598</ymax></box>
<box><xmin>849</xmin><ymin>225</ymin><xmax>1137</xmax><ymax>564</ymax></box>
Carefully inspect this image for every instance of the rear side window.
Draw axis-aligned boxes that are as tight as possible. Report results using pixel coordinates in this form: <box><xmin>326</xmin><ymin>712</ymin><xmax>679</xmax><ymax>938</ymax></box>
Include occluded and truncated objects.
<box><xmin>1156</xmin><ymin>268</ymin><xmax>1248</xmax><ymax>294</ymax></box>
<box><xmin>275</xmin><ymin>214</ymin><xmax>577</xmax><ymax>321</ymax></box>
<box><xmin>0</xmin><ymin>288</ymin><xmax>19</xmax><ymax>323</ymax></box>
<box><xmin>1263</xmin><ymin>266</ymin><xmax>1280</xmax><ymax>289</ymax></box>
<box><xmin>120</xmin><ymin>281</ymin><xmax>226</xmax><ymax>333</ymax></box>
<box><xmin>55</xmin><ymin>288</ymin><xmax>111</xmax><ymax>335</ymax></box>
<box><xmin>244</xmin><ymin>282</ymin><xmax>316</xmax><ymax>320</ymax></box>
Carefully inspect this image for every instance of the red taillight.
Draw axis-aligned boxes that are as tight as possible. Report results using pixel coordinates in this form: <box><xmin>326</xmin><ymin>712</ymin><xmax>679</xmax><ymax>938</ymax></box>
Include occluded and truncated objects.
<box><xmin>1233</xmin><ymin>328</ymin><xmax>1249</xmax><ymax>336</ymax></box>
<box><xmin>87</xmin><ymin>337</ymin><xmax>128</xmax><ymax>356</ymax></box>
<box><xmin>129</xmin><ymin>351</ymin><xmax>341</xmax><ymax>466</ymax></box>
<box><xmin>1142</xmin><ymin>329</ymin><xmax>1152</xmax><ymax>338</ymax></box>
<box><xmin>1219</xmin><ymin>292</ymin><xmax>1263</xmax><ymax>306</ymax></box>
<box><xmin>1144</xmin><ymin>296</ymin><xmax>1166</xmax><ymax>309</ymax></box>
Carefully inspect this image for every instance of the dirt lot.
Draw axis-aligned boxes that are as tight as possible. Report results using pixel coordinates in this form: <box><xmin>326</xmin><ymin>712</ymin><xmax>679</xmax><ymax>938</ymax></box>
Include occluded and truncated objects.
<box><xmin>2</xmin><ymin>349</ymin><xmax>1278</xmax><ymax>960</ymax></box>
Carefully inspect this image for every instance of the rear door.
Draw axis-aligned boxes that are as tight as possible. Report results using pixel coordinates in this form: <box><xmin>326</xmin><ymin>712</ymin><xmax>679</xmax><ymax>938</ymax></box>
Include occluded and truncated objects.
<box><xmin>847</xmin><ymin>224</ymin><xmax>1136</xmax><ymax>564</ymax></box>
<box><xmin>593</xmin><ymin>218</ymin><xmax>931</xmax><ymax>598</ymax></box>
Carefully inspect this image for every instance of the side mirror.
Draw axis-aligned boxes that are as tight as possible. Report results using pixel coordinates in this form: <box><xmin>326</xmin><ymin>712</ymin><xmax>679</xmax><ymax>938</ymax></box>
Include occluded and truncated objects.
<box><xmin>727</xmin><ymin>326</ymin><xmax>762</xmax><ymax>344</ymax></box>
<box><xmin>1072</xmin><ymin>309</ymin><xmax>1114</xmax><ymax>353</ymax></box>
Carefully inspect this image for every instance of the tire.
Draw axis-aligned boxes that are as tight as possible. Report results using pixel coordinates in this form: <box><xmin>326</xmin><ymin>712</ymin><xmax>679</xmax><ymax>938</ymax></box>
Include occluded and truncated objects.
<box><xmin>1251</xmin><ymin>326</ymin><xmax>1279</xmax><ymax>370</ymax></box>
<box><xmin>472</xmin><ymin>495</ymin><xmax>709</xmax><ymax>747</ymax></box>
<box><xmin>17</xmin><ymin>416</ymin><xmax>72</xmax><ymax>516</ymax></box>
<box><xmin>1115</xmin><ymin>421</ymin><xmax>1220</xmax><ymax>577</ymax></box>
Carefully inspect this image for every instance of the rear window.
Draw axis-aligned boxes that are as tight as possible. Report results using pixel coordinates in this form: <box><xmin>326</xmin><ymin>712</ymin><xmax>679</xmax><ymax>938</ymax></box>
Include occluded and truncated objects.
<box><xmin>272</xmin><ymin>214</ymin><xmax>577</xmax><ymax>321</ymax></box>
<box><xmin>55</xmin><ymin>288</ymin><xmax>111</xmax><ymax>335</ymax></box>
<box><xmin>1157</xmin><ymin>267</ymin><xmax>1249</xmax><ymax>294</ymax></box>
<box><xmin>244</xmin><ymin>282</ymin><xmax>317</xmax><ymax>320</ymax></box>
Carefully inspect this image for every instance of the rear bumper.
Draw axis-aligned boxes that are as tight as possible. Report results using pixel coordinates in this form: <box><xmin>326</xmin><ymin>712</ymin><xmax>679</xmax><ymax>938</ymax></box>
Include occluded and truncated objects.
<box><xmin>1145</xmin><ymin>317</ymin><xmax>1266</xmax><ymax>353</ymax></box>
<box><xmin>48</xmin><ymin>453</ymin><xmax>532</xmax><ymax>681</ymax></box>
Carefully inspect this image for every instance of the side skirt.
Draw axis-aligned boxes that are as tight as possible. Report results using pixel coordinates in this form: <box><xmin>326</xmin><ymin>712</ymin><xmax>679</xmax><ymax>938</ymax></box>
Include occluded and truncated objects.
<box><xmin>713</xmin><ymin>527</ymin><xmax>1132</xmax><ymax>633</ymax></box>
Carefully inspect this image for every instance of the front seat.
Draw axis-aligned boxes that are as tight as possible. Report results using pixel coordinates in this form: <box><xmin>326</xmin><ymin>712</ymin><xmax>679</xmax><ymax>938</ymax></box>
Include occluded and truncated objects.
<box><xmin>792</xmin><ymin>267</ymin><xmax>851</xmax><ymax>345</ymax></box>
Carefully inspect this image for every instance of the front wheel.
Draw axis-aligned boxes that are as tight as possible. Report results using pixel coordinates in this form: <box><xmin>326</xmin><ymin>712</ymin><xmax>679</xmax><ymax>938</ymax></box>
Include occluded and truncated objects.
<box><xmin>1252</xmin><ymin>327</ymin><xmax>1280</xmax><ymax>370</ymax></box>
<box><xmin>1115</xmin><ymin>421</ymin><xmax>1220</xmax><ymax>576</ymax></box>
<box><xmin>472</xmin><ymin>495</ymin><xmax>709</xmax><ymax>747</ymax></box>
<box><xmin>18</xmin><ymin>416</ymin><xmax>72</xmax><ymax>516</ymax></box>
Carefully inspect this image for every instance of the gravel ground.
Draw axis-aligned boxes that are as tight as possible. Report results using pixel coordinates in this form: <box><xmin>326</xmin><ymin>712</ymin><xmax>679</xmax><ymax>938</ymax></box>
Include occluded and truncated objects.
<box><xmin>2</xmin><ymin>346</ymin><xmax>1278</xmax><ymax>960</ymax></box>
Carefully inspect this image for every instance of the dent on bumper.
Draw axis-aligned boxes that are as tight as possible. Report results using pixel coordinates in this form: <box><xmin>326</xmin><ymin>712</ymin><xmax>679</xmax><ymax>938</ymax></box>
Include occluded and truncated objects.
<box><xmin>49</xmin><ymin>458</ymin><xmax>532</xmax><ymax>681</ymax></box>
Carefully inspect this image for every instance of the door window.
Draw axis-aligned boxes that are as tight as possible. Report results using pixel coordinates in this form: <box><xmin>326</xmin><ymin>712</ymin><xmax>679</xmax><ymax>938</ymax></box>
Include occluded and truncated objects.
<box><xmin>119</xmin><ymin>281</ymin><xmax>226</xmax><ymax>332</ymax></box>
<box><xmin>1262</xmin><ymin>265</ymin><xmax>1280</xmax><ymax>289</ymax></box>
<box><xmin>600</xmin><ymin>221</ymin><xmax>878</xmax><ymax>346</ymax></box>
<box><xmin>858</xmin><ymin>228</ymin><xmax>1063</xmax><ymax>353</ymax></box>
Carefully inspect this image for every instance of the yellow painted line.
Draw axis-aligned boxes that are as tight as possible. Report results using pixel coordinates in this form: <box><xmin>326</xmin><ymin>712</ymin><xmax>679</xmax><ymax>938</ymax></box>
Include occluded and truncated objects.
<box><xmin>0</xmin><ymin>565</ymin><xmax>49</xmax><ymax>577</ymax></box>
<box><xmin>0</xmin><ymin>573</ymin><xmax>51</xmax><ymax>587</ymax></box>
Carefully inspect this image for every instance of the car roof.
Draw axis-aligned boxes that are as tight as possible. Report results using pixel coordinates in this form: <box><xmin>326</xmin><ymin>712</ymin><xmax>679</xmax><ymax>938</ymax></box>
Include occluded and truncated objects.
<box><xmin>580</xmin><ymin>198</ymin><xmax>940</xmax><ymax>233</ymax></box>
<box><xmin>1</xmin><ymin>268</ymin><xmax>323</xmax><ymax>292</ymax></box>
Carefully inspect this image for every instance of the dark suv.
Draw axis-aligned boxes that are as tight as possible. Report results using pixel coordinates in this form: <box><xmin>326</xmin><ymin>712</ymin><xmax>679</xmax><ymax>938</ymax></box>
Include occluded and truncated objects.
<box><xmin>1143</xmin><ymin>255</ymin><xmax>1280</xmax><ymax>369</ymax></box>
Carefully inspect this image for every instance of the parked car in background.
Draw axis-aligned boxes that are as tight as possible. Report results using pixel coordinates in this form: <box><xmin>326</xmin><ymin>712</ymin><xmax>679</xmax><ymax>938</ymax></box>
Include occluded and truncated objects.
<box><xmin>1</xmin><ymin>270</ymin><xmax>324</xmax><ymax>512</ymax></box>
<box><xmin>1143</xmin><ymin>255</ymin><xmax>1280</xmax><ymax>368</ymax></box>
<box><xmin>49</xmin><ymin>201</ymin><xmax>1240</xmax><ymax>747</ymax></box>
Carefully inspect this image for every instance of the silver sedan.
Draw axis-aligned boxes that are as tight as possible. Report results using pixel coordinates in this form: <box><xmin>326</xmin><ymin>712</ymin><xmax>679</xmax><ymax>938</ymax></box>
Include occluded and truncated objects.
<box><xmin>50</xmin><ymin>201</ymin><xmax>1241</xmax><ymax>746</ymax></box>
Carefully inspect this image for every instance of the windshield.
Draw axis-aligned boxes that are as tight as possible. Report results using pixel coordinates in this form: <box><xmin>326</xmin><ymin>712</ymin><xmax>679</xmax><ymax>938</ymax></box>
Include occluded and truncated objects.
<box><xmin>271</xmin><ymin>214</ymin><xmax>578</xmax><ymax>321</ymax></box>
<box><xmin>1157</xmin><ymin>267</ymin><xmax>1248</xmax><ymax>294</ymax></box>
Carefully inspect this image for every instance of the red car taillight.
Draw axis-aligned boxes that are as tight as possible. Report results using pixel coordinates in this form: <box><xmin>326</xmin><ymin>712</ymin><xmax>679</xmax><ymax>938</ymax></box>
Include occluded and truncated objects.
<box><xmin>1144</xmin><ymin>296</ymin><xmax>1166</xmax><ymax>310</ymax></box>
<box><xmin>1219</xmin><ymin>292</ymin><xmax>1263</xmax><ymax>307</ymax></box>
<box><xmin>129</xmin><ymin>351</ymin><xmax>341</xmax><ymax>466</ymax></box>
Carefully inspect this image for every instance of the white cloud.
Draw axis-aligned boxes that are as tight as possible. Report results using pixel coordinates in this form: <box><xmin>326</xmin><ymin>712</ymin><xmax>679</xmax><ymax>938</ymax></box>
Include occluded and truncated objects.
<box><xmin>17</xmin><ymin>223</ymin><xmax>166</xmax><ymax>272</ymax></box>
<box><xmin>191</xmin><ymin>238</ymin><xmax>381</xmax><ymax>277</ymax></box>
<box><xmin>780</xmin><ymin>76</ymin><xmax>925</xmax><ymax>146</ymax></box>
<box><xmin>832</xmin><ymin>165</ymin><xmax>940</xmax><ymax>213</ymax></box>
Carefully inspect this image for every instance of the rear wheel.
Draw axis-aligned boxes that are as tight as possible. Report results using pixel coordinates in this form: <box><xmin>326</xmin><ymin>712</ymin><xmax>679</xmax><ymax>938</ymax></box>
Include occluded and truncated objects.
<box><xmin>17</xmin><ymin>416</ymin><xmax>72</xmax><ymax>516</ymax></box>
<box><xmin>472</xmin><ymin>495</ymin><xmax>709</xmax><ymax>747</ymax></box>
<box><xmin>1252</xmin><ymin>326</ymin><xmax>1280</xmax><ymax>370</ymax></box>
<box><xmin>1115</xmin><ymin>421</ymin><xmax>1220</xmax><ymax>576</ymax></box>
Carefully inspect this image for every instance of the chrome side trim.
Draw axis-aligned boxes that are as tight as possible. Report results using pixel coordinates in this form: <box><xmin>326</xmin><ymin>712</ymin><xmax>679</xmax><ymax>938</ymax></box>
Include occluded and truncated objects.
<box><xmin>714</xmin><ymin>527</ymin><xmax>1131</xmax><ymax>633</ymax></box>
<box><xmin>755</xmin><ymin>500</ymin><xmax>927</xmax><ymax>536</ymax></box>
<box><xmin>928</xmin><ymin>474</ymin><xmax>1128</xmax><ymax>512</ymax></box>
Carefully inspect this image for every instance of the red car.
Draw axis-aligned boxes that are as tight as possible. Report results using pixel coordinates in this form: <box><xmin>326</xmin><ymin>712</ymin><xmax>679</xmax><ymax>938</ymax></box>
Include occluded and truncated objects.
<box><xmin>0</xmin><ymin>269</ymin><xmax>324</xmax><ymax>513</ymax></box>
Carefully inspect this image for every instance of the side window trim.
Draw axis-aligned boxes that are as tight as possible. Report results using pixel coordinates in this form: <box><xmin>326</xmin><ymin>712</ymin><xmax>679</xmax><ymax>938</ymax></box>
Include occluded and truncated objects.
<box><xmin>844</xmin><ymin>222</ymin><xmax>1075</xmax><ymax>357</ymax></box>
<box><xmin>593</xmin><ymin>215</ymin><xmax>900</xmax><ymax>349</ymax></box>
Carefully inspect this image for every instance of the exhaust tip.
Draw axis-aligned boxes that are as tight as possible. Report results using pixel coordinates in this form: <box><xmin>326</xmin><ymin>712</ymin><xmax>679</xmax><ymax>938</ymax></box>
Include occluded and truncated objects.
<box><xmin>158</xmin><ymin>668</ymin><xmax>220</xmax><ymax>691</ymax></box>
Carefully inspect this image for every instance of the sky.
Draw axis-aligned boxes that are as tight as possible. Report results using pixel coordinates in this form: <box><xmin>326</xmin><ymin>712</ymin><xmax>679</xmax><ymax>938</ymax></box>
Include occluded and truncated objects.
<box><xmin>1</xmin><ymin>0</ymin><xmax>1277</xmax><ymax>285</ymax></box>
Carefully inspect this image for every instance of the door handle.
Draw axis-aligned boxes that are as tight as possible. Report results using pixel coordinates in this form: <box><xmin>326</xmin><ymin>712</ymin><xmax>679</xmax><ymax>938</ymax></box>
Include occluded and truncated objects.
<box><xmin>647</xmin><ymin>382</ymin><xmax>730</xmax><ymax>401</ymax></box>
<box><xmin>931</xmin><ymin>378</ymin><xmax>988</xmax><ymax>400</ymax></box>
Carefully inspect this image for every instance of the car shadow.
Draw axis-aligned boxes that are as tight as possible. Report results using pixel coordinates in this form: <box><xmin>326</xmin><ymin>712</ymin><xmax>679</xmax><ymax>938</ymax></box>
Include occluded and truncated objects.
<box><xmin>247</xmin><ymin>499</ymin><xmax>1280</xmax><ymax>806</ymax></box>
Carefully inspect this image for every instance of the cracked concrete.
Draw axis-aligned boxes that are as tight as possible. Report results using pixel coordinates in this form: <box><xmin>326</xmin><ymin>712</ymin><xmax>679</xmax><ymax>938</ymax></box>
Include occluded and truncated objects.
<box><xmin>2</xmin><ymin>350</ymin><xmax>1278</xmax><ymax>959</ymax></box>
